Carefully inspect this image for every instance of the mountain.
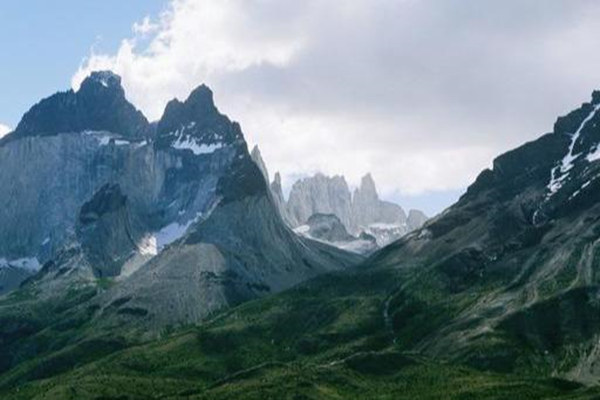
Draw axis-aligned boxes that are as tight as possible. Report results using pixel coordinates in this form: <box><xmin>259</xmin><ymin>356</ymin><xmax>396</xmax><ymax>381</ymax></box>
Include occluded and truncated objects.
<box><xmin>281</xmin><ymin>172</ymin><xmax>427</xmax><ymax>247</ymax></box>
<box><xmin>407</xmin><ymin>209</ymin><xmax>428</xmax><ymax>229</ymax></box>
<box><xmin>293</xmin><ymin>213</ymin><xmax>378</xmax><ymax>254</ymax></box>
<box><xmin>286</xmin><ymin>173</ymin><xmax>354</xmax><ymax>229</ymax></box>
<box><xmin>4</xmin><ymin>71</ymin><xmax>149</xmax><ymax>142</ymax></box>
<box><xmin>0</xmin><ymin>71</ymin><xmax>361</xmax><ymax>320</ymax></box>
<box><xmin>362</xmin><ymin>90</ymin><xmax>600</xmax><ymax>383</ymax></box>
<box><xmin>248</xmin><ymin>145</ymin><xmax>427</xmax><ymax>251</ymax></box>
<box><xmin>5</xmin><ymin>84</ymin><xmax>600</xmax><ymax>399</ymax></box>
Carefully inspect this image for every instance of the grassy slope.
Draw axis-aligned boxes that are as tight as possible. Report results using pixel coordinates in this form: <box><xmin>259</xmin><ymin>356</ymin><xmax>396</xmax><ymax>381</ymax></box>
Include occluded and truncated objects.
<box><xmin>1</xmin><ymin>267</ymin><xmax>600</xmax><ymax>399</ymax></box>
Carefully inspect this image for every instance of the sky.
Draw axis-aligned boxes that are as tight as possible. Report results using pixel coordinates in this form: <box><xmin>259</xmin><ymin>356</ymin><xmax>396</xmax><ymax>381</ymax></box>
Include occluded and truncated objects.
<box><xmin>4</xmin><ymin>1</ymin><xmax>600</xmax><ymax>216</ymax></box>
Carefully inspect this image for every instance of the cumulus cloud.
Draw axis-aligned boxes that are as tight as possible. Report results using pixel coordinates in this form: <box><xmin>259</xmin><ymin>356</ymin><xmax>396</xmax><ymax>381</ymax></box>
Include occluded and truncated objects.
<box><xmin>72</xmin><ymin>0</ymin><xmax>600</xmax><ymax>205</ymax></box>
<box><xmin>0</xmin><ymin>124</ymin><xmax>11</xmax><ymax>139</ymax></box>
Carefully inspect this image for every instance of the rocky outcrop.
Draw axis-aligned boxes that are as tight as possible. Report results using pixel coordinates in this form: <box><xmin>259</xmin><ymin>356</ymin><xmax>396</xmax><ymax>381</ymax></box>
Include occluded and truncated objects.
<box><xmin>77</xmin><ymin>184</ymin><xmax>143</xmax><ymax>278</ymax></box>
<box><xmin>250</xmin><ymin>145</ymin><xmax>269</xmax><ymax>183</ymax></box>
<box><xmin>352</xmin><ymin>173</ymin><xmax>407</xmax><ymax>229</ymax></box>
<box><xmin>293</xmin><ymin>213</ymin><xmax>378</xmax><ymax>255</ymax></box>
<box><xmin>407</xmin><ymin>209</ymin><xmax>428</xmax><ymax>230</ymax></box>
<box><xmin>286</xmin><ymin>174</ymin><xmax>354</xmax><ymax>229</ymax></box>
<box><xmin>270</xmin><ymin>172</ymin><xmax>291</xmax><ymax>223</ymax></box>
<box><xmin>304</xmin><ymin>213</ymin><xmax>355</xmax><ymax>242</ymax></box>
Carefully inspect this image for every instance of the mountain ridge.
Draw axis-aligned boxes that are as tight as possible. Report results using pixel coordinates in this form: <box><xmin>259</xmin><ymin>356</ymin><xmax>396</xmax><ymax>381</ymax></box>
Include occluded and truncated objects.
<box><xmin>6</xmin><ymin>73</ymin><xmax>600</xmax><ymax>399</ymax></box>
<box><xmin>0</xmin><ymin>69</ymin><xmax>361</xmax><ymax>321</ymax></box>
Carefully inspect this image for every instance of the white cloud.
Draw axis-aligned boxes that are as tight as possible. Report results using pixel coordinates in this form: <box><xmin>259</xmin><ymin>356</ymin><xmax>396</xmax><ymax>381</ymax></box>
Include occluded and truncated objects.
<box><xmin>72</xmin><ymin>0</ymin><xmax>600</xmax><ymax>205</ymax></box>
<box><xmin>0</xmin><ymin>124</ymin><xmax>11</xmax><ymax>139</ymax></box>
<box><xmin>132</xmin><ymin>16</ymin><xmax>159</xmax><ymax>36</ymax></box>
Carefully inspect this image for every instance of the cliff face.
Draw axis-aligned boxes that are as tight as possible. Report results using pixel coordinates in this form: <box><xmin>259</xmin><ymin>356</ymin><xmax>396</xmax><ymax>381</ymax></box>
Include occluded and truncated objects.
<box><xmin>0</xmin><ymin>78</ymin><xmax>236</xmax><ymax>283</ymax></box>
<box><xmin>0</xmin><ymin>71</ymin><xmax>361</xmax><ymax>322</ymax></box>
<box><xmin>286</xmin><ymin>174</ymin><xmax>354</xmax><ymax>229</ymax></box>
<box><xmin>351</xmin><ymin>173</ymin><xmax>407</xmax><ymax>230</ymax></box>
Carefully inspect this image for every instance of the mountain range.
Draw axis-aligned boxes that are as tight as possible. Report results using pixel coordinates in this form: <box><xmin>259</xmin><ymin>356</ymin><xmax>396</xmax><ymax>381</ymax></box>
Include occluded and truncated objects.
<box><xmin>3</xmin><ymin>73</ymin><xmax>600</xmax><ymax>398</ymax></box>
<box><xmin>0</xmin><ymin>71</ymin><xmax>359</xmax><ymax>322</ymax></box>
<box><xmin>250</xmin><ymin>146</ymin><xmax>427</xmax><ymax>252</ymax></box>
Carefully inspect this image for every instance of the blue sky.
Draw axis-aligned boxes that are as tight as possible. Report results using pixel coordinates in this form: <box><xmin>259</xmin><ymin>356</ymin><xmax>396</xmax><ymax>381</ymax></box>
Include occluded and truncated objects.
<box><xmin>0</xmin><ymin>1</ymin><xmax>163</xmax><ymax>127</ymax></box>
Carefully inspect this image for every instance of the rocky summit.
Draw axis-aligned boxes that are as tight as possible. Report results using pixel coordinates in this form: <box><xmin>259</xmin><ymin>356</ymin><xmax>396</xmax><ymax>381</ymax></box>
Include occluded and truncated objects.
<box><xmin>0</xmin><ymin>71</ymin><xmax>360</xmax><ymax>318</ymax></box>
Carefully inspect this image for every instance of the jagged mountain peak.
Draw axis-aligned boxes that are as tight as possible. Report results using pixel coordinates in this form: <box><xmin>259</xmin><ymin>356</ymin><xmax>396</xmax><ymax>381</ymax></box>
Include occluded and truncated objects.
<box><xmin>6</xmin><ymin>70</ymin><xmax>148</xmax><ymax>142</ymax></box>
<box><xmin>250</xmin><ymin>145</ymin><xmax>269</xmax><ymax>183</ymax></box>
<box><xmin>156</xmin><ymin>83</ymin><xmax>244</xmax><ymax>152</ymax></box>
<box><xmin>79</xmin><ymin>70</ymin><xmax>124</xmax><ymax>94</ymax></box>
<box><xmin>355</xmin><ymin>173</ymin><xmax>378</xmax><ymax>200</ymax></box>
<box><xmin>186</xmin><ymin>83</ymin><xmax>216</xmax><ymax>110</ymax></box>
<box><xmin>360</xmin><ymin>172</ymin><xmax>375</xmax><ymax>186</ymax></box>
<box><xmin>159</xmin><ymin>84</ymin><xmax>218</xmax><ymax>125</ymax></box>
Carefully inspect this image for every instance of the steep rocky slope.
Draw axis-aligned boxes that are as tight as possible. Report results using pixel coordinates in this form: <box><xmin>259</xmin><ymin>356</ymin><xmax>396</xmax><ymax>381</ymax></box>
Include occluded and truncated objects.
<box><xmin>366</xmin><ymin>90</ymin><xmax>600</xmax><ymax>383</ymax></box>
<box><xmin>0</xmin><ymin>71</ymin><xmax>361</xmax><ymax>323</ymax></box>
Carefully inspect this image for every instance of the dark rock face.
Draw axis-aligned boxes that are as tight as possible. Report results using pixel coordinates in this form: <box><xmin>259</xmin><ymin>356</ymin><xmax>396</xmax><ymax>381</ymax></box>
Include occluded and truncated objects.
<box><xmin>306</xmin><ymin>213</ymin><xmax>355</xmax><ymax>242</ymax></box>
<box><xmin>156</xmin><ymin>84</ymin><xmax>244</xmax><ymax>152</ymax></box>
<box><xmin>368</xmin><ymin>90</ymin><xmax>600</xmax><ymax>382</ymax></box>
<box><xmin>7</xmin><ymin>71</ymin><xmax>149</xmax><ymax>141</ymax></box>
<box><xmin>77</xmin><ymin>184</ymin><xmax>142</xmax><ymax>278</ymax></box>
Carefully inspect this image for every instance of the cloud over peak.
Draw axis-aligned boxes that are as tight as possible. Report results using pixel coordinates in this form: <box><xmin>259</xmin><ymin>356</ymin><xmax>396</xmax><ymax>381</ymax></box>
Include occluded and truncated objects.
<box><xmin>0</xmin><ymin>124</ymin><xmax>11</xmax><ymax>139</ymax></box>
<box><xmin>72</xmin><ymin>0</ymin><xmax>600</xmax><ymax>206</ymax></box>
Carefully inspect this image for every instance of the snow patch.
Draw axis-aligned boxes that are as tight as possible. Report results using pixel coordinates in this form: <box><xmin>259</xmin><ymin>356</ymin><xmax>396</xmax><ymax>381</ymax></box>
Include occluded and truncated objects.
<box><xmin>139</xmin><ymin>213</ymin><xmax>204</xmax><ymax>256</ymax></box>
<box><xmin>293</xmin><ymin>225</ymin><xmax>310</xmax><ymax>234</ymax></box>
<box><xmin>0</xmin><ymin>257</ymin><xmax>41</xmax><ymax>271</ymax></box>
<box><xmin>547</xmin><ymin>104</ymin><xmax>600</xmax><ymax>197</ymax></box>
<box><xmin>138</xmin><ymin>235</ymin><xmax>158</xmax><ymax>256</ymax></box>
<box><xmin>587</xmin><ymin>146</ymin><xmax>600</xmax><ymax>163</ymax></box>
<box><xmin>367</xmin><ymin>222</ymin><xmax>406</xmax><ymax>230</ymax></box>
<box><xmin>172</xmin><ymin>135</ymin><xmax>224</xmax><ymax>155</ymax></box>
<box><xmin>83</xmin><ymin>130</ymin><xmax>146</xmax><ymax>148</ymax></box>
<box><xmin>335</xmin><ymin>239</ymin><xmax>376</xmax><ymax>254</ymax></box>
